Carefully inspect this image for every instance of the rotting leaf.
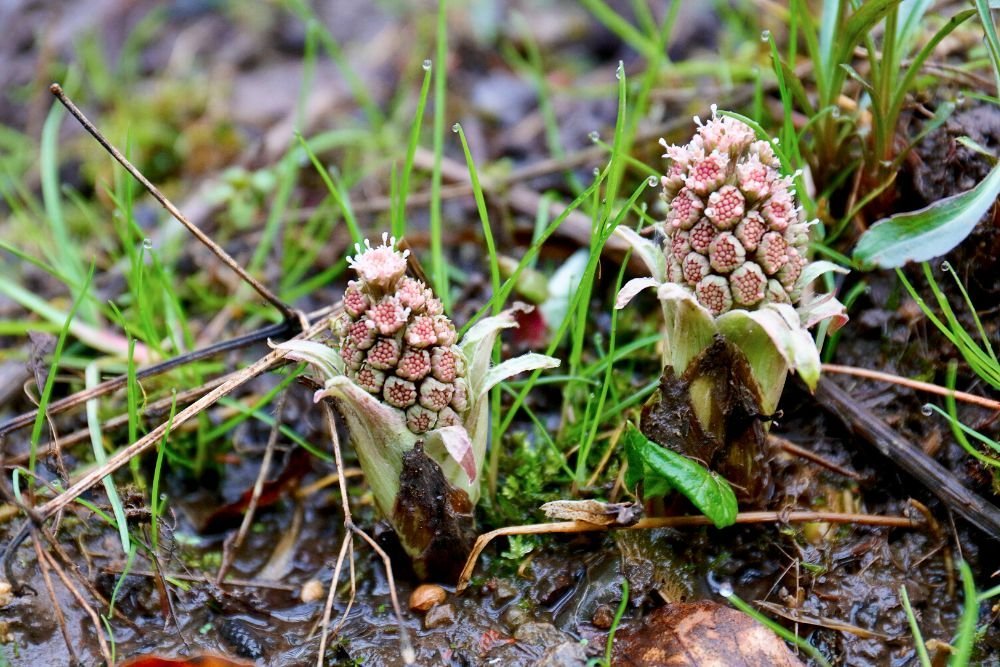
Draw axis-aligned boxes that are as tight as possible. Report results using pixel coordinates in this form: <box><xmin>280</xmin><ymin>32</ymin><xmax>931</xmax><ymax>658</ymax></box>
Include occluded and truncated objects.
<box><xmin>391</xmin><ymin>442</ymin><xmax>475</xmax><ymax>582</ymax></box>
<box><xmin>623</xmin><ymin>422</ymin><xmax>738</xmax><ymax>529</ymax></box>
<box><xmin>612</xmin><ymin>600</ymin><xmax>804</xmax><ymax>666</ymax></box>
<box><xmin>639</xmin><ymin>336</ymin><xmax>773</xmax><ymax>505</ymax></box>
<box><xmin>854</xmin><ymin>160</ymin><xmax>1000</xmax><ymax>268</ymax></box>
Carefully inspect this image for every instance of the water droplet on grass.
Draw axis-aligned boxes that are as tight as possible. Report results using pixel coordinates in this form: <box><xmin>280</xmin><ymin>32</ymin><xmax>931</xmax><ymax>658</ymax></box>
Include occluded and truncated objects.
<box><xmin>761</xmin><ymin>30</ymin><xmax>771</xmax><ymax>42</ymax></box>
<box><xmin>589</xmin><ymin>131</ymin><xmax>600</xmax><ymax>143</ymax></box>
<box><xmin>615</xmin><ymin>61</ymin><xmax>624</xmax><ymax>80</ymax></box>
<box><xmin>647</xmin><ymin>175</ymin><xmax>659</xmax><ymax>187</ymax></box>
<box><xmin>452</xmin><ymin>123</ymin><xmax>460</xmax><ymax>133</ymax></box>
<box><xmin>921</xmin><ymin>404</ymin><xmax>934</xmax><ymax>416</ymax></box>
<box><xmin>422</xmin><ymin>59</ymin><xmax>432</xmax><ymax>71</ymax></box>
<box><xmin>718</xmin><ymin>581</ymin><xmax>733</xmax><ymax>597</ymax></box>
<box><xmin>142</xmin><ymin>238</ymin><xmax>153</xmax><ymax>250</ymax></box>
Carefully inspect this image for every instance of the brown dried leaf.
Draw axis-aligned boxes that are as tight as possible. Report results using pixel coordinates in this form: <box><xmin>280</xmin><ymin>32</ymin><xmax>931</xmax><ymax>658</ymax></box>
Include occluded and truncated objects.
<box><xmin>612</xmin><ymin>601</ymin><xmax>805</xmax><ymax>667</ymax></box>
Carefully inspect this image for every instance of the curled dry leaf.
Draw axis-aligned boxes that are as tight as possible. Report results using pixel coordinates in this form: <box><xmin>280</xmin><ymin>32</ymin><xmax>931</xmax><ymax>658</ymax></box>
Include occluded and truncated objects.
<box><xmin>540</xmin><ymin>499</ymin><xmax>643</xmax><ymax>527</ymax></box>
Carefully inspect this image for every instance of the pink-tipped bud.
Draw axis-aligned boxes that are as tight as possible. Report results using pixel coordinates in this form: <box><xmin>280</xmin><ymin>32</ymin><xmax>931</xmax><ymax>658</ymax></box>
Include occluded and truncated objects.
<box><xmin>343</xmin><ymin>281</ymin><xmax>371</xmax><ymax>318</ymax></box>
<box><xmin>383</xmin><ymin>376</ymin><xmax>418</xmax><ymax>408</ymax></box>
<box><xmin>346</xmin><ymin>233</ymin><xmax>409</xmax><ymax>292</ymax></box>
<box><xmin>695</xmin><ymin>275</ymin><xmax>734</xmax><ymax>316</ymax></box>
<box><xmin>368</xmin><ymin>297</ymin><xmax>409</xmax><ymax>336</ymax></box>
<box><xmin>666</xmin><ymin>188</ymin><xmax>704</xmax><ymax>230</ymax></box>
<box><xmin>756</xmin><ymin>232</ymin><xmax>789</xmax><ymax>275</ymax></box>
<box><xmin>688</xmin><ymin>218</ymin><xmax>716</xmax><ymax>254</ymax></box>
<box><xmin>682</xmin><ymin>252</ymin><xmax>711</xmax><ymax>285</ymax></box>
<box><xmin>685</xmin><ymin>151</ymin><xmax>729</xmax><ymax>195</ymax></box>
<box><xmin>451</xmin><ymin>378</ymin><xmax>470</xmax><ymax>412</ymax></box>
<box><xmin>704</xmin><ymin>185</ymin><xmax>745</xmax><ymax>230</ymax></box>
<box><xmin>729</xmin><ymin>262</ymin><xmax>766</xmax><ymax>307</ymax></box>
<box><xmin>405</xmin><ymin>405</ymin><xmax>438</xmax><ymax>434</ymax></box>
<box><xmin>708</xmin><ymin>232</ymin><xmax>746</xmax><ymax>274</ymax></box>
<box><xmin>405</xmin><ymin>316</ymin><xmax>438</xmax><ymax>348</ymax></box>
<box><xmin>735</xmin><ymin>211</ymin><xmax>767</xmax><ymax>252</ymax></box>
<box><xmin>396</xmin><ymin>347</ymin><xmax>432</xmax><ymax>381</ymax></box>
<box><xmin>419</xmin><ymin>377</ymin><xmax>455</xmax><ymax>411</ymax></box>
<box><xmin>355</xmin><ymin>364</ymin><xmax>386</xmax><ymax>394</ymax></box>
<box><xmin>433</xmin><ymin>316</ymin><xmax>458</xmax><ymax>346</ymax></box>
<box><xmin>347</xmin><ymin>318</ymin><xmax>377</xmax><ymax>350</ymax></box>
<box><xmin>431</xmin><ymin>346</ymin><xmax>459</xmax><ymax>383</ymax></box>
<box><xmin>396</xmin><ymin>277</ymin><xmax>428</xmax><ymax>312</ymax></box>
<box><xmin>366</xmin><ymin>338</ymin><xmax>401</xmax><ymax>370</ymax></box>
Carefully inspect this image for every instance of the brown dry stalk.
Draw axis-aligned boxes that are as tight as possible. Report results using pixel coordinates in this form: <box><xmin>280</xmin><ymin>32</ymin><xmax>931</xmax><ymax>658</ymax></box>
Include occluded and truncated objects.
<box><xmin>101</xmin><ymin>567</ymin><xmax>299</xmax><ymax>592</ymax></box>
<box><xmin>456</xmin><ymin>511</ymin><xmax>920</xmax><ymax>592</ymax></box>
<box><xmin>37</xmin><ymin>544</ymin><xmax>112</xmax><ymax>664</ymax></box>
<box><xmin>49</xmin><ymin>84</ymin><xmax>298</xmax><ymax>324</ymax></box>
<box><xmin>821</xmin><ymin>363</ymin><xmax>1000</xmax><ymax>411</ymax></box>
<box><xmin>33</xmin><ymin>538</ymin><xmax>78</xmax><ymax>665</ymax></box>
<box><xmin>34</xmin><ymin>316</ymin><xmax>332</xmax><ymax>522</ymax></box>
<box><xmin>216</xmin><ymin>392</ymin><xmax>288</xmax><ymax>584</ymax></box>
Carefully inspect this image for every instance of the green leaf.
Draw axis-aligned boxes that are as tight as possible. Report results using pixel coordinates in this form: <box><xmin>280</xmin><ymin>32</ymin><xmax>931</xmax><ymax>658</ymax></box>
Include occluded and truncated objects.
<box><xmin>622</xmin><ymin>423</ymin><xmax>738</xmax><ymax>528</ymax></box>
<box><xmin>854</xmin><ymin>161</ymin><xmax>1000</xmax><ymax>268</ymax></box>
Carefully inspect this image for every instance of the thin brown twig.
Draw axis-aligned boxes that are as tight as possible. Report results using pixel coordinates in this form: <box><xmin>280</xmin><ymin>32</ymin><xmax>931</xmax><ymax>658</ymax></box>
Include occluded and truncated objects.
<box><xmin>456</xmin><ymin>511</ymin><xmax>920</xmax><ymax>592</ymax></box>
<box><xmin>33</xmin><ymin>538</ymin><xmax>78</xmax><ymax>665</ymax></box>
<box><xmin>0</xmin><ymin>303</ymin><xmax>339</xmax><ymax>439</ymax></box>
<box><xmin>5</xmin><ymin>376</ymin><xmax>231</xmax><ymax>466</ymax></box>
<box><xmin>216</xmin><ymin>391</ymin><xmax>288</xmax><ymax>584</ymax></box>
<box><xmin>34</xmin><ymin>316</ymin><xmax>332</xmax><ymax>522</ymax></box>
<box><xmin>294</xmin><ymin>468</ymin><xmax>365</xmax><ymax>499</ymax></box>
<box><xmin>38</xmin><ymin>544</ymin><xmax>112</xmax><ymax>664</ymax></box>
<box><xmin>100</xmin><ymin>566</ymin><xmax>299</xmax><ymax>592</ymax></box>
<box><xmin>49</xmin><ymin>83</ymin><xmax>298</xmax><ymax>324</ymax></box>
<box><xmin>315</xmin><ymin>530</ymin><xmax>352</xmax><ymax>661</ymax></box>
<box><xmin>771</xmin><ymin>435</ymin><xmax>863</xmax><ymax>481</ymax></box>
<box><xmin>821</xmin><ymin>363</ymin><xmax>1000</xmax><ymax>411</ymax></box>
<box><xmin>318</xmin><ymin>402</ymin><xmax>414</xmax><ymax>665</ymax></box>
<box><xmin>817</xmin><ymin>377</ymin><xmax>1000</xmax><ymax>539</ymax></box>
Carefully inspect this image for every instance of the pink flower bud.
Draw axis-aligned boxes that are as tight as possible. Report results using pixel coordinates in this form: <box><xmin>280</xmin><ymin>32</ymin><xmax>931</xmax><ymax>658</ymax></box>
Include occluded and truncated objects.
<box><xmin>695</xmin><ymin>275</ymin><xmax>733</xmax><ymax>316</ymax></box>
<box><xmin>383</xmin><ymin>376</ymin><xmax>417</xmax><ymax>408</ymax></box>
<box><xmin>396</xmin><ymin>347</ymin><xmax>432</xmax><ymax>381</ymax></box>
<box><xmin>729</xmin><ymin>262</ymin><xmax>766</xmax><ymax>307</ymax></box>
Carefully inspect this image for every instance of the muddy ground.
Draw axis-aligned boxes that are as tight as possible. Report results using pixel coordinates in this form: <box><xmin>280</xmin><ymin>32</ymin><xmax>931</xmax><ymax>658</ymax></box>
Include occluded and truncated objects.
<box><xmin>0</xmin><ymin>1</ymin><xmax>998</xmax><ymax>666</ymax></box>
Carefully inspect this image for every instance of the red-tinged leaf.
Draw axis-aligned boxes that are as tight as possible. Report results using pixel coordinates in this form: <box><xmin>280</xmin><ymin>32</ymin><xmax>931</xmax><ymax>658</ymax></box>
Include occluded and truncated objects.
<box><xmin>511</xmin><ymin>306</ymin><xmax>548</xmax><ymax>348</ymax></box>
<box><xmin>118</xmin><ymin>654</ymin><xmax>253</xmax><ymax>667</ymax></box>
<box><xmin>199</xmin><ymin>447</ymin><xmax>312</xmax><ymax>533</ymax></box>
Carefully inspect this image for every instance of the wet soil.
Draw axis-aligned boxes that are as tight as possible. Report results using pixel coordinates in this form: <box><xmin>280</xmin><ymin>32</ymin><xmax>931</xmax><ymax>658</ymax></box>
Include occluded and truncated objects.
<box><xmin>1</xmin><ymin>1</ymin><xmax>999</xmax><ymax>666</ymax></box>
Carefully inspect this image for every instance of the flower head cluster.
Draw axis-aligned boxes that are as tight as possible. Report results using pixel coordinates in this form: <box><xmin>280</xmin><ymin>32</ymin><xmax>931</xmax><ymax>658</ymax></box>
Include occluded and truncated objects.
<box><xmin>660</xmin><ymin>107</ymin><xmax>810</xmax><ymax>315</ymax></box>
<box><xmin>334</xmin><ymin>234</ymin><xmax>467</xmax><ymax>434</ymax></box>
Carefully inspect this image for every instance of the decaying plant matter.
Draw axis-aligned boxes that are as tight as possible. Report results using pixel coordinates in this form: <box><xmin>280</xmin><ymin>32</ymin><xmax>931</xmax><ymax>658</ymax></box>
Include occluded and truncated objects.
<box><xmin>276</xmin><ymin>235</ymin><xmax>558</xmax><ymax>580</ymax></box>
<box><xmin>616</xmin><ymin>109</ymin><xmax>848</xmax><ymax>502</ymax></box>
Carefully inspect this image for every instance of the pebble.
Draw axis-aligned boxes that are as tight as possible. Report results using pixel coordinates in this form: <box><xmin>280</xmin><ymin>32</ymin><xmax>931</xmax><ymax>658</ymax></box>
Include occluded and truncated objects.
<box><xmin>423</xmin><ymin>602</ymin><xmax>456</xmax><ymax>629</ymax></box>
<box><xmin>299</xmin><ymin>579</ymin><xmax>325</xmax><ymax>603</ymax></box>
<box><xmin>591</xmin><ymin>603</ymin><xmax>615</xmax><ymax>629</ymax></box>
<box><xmin>409</xmin><ymin>583</ymin><xmax>447</xmax><ymax>612</ymax></box>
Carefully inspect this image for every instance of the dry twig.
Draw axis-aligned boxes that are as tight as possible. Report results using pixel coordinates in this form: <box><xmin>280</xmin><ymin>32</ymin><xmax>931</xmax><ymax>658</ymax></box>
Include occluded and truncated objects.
<box><xmin>456</xmin><ymin>510</ymin><xmax>921</xmax><ymax>592</ymax></box>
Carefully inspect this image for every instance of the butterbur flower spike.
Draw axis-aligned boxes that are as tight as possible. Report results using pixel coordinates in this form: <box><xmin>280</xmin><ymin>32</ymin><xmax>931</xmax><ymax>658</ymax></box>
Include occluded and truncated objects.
<box><xmin>615</xmin><ymin>109</ymin><xmax>848</xmax><ymax>419</ymax></box>
<box><xmin>274</xmin><ymin>235</ymin><xmax>559</xmax><ymax>580</ymax></box>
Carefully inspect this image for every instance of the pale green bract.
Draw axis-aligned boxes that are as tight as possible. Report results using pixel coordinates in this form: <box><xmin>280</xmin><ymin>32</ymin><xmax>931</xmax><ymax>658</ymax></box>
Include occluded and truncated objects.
<box><xmin>616</xmin><ymin>110</ymin><xmax>848</xmax><ymax>414</ymax></box>
<box><xmin>273</xmin><ymin>304</ymin><xmax>559</xmax><ymax>512</ymax></box>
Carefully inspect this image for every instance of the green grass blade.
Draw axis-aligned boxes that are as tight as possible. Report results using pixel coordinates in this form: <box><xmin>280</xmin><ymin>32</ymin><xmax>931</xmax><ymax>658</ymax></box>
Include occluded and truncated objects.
<box><xmin>86</xmin><ymin>361</ymin><xmax>131</xmax><ymax>554</ymax></box>
<box><xmin>429</xmin><ymin>0</ymin><xmax>450</xmax><ymax>309</ymax></box>
<box><xmin>393</xmin><ymin>62</ymin><xmax>433</xmax><ymax>240</ymax></box>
